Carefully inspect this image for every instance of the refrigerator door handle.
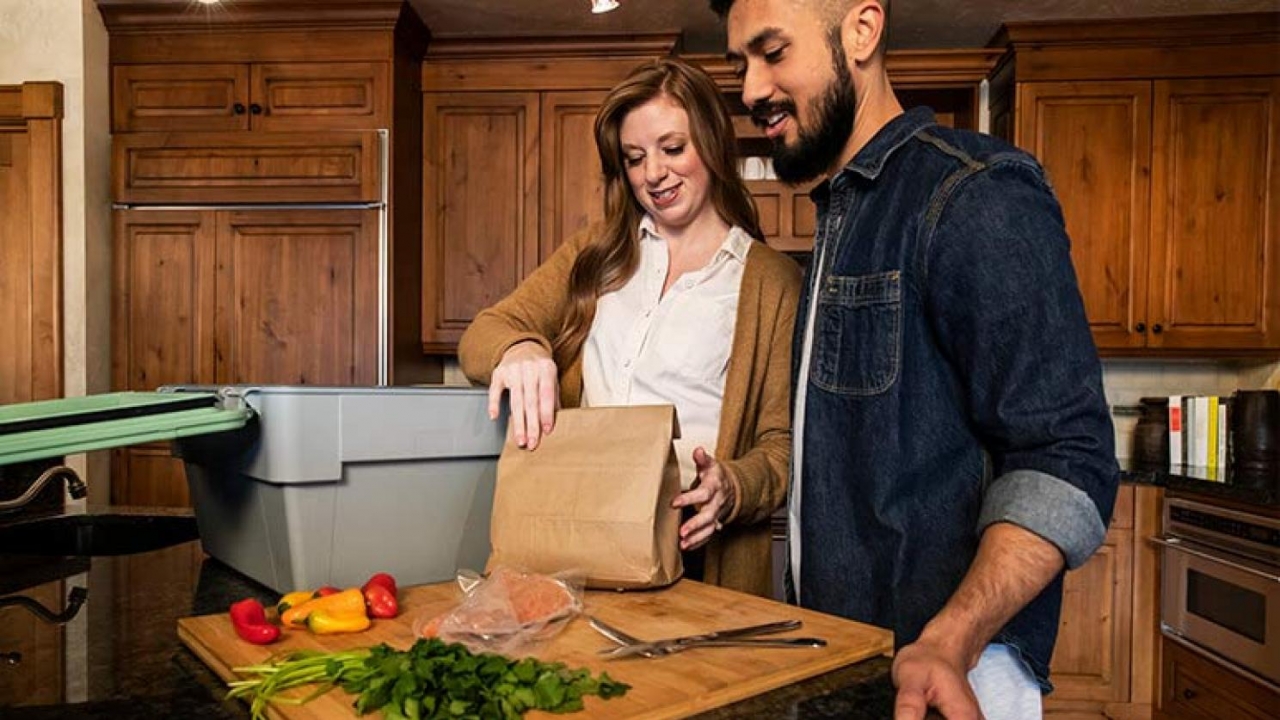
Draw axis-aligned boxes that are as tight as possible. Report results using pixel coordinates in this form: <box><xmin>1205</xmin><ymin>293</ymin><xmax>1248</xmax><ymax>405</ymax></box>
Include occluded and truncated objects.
<box><xmin>376</xmin><ymin>128</ymin><xmax>390</xmax><ymax>387</ymax></box>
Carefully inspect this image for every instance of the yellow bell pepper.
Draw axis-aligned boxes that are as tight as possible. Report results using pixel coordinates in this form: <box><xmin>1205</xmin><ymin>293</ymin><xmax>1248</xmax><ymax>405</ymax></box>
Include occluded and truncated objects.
<box><xmin>281</xmin><ymin>587</ymin><xmax>366</xmax><ymax>627</ymax></box>
<box><xmin>306</xmin><ymin>608</ymin><xmax>372</xmax><ymax>634</ymax></box>
<box><xmin>275</xmin><ymin>591</ymin><xmax>315</xmax><ymax>617</ymax></box>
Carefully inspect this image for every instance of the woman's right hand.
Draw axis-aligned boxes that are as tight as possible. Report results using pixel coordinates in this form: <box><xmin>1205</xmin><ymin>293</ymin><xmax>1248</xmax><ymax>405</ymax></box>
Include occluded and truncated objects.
<box><xmin>489</xmin><ymin>341</ymin><xmax>559</xmax><ymax>450</ymax></box>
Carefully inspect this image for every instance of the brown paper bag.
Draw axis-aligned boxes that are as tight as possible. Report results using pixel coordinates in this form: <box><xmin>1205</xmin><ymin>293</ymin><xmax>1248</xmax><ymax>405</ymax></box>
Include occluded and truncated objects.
<box><xmin>486</xmin><ymin>404</ymin><xmax>684</xmax><ymax>590</ymax></box>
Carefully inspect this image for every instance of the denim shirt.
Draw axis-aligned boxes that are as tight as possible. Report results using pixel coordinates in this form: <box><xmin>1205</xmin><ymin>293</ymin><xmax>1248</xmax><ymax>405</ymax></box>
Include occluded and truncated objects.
<box><xmin>791</xmin><ymin>107</ymin><xmax>1119</xmax><ymax>691</ymax></box>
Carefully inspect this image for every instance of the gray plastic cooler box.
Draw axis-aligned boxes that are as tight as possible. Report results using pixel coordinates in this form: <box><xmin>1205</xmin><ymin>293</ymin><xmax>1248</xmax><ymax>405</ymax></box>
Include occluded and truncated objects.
<box><xmin>165</xmin><ymin>385</ymin><xmax>505</xmax><ymax>593</ymax></box>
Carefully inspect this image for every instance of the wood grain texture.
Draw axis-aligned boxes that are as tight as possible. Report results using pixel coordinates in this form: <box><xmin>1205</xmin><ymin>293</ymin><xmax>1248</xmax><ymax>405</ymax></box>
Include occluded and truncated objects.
<box><xmin>179</xmin><ymin>579</ymin><xmax>892</xmax><ymax>720</ymax></box>
<box><xmin>112</xmin><ymin>131</ymin><xmax>380</xmax><ymax>205</ymax></box>
<box><xmin>1158</xmin><ymin>638</ymin><xmax>1280</xmax><ymax>720</ymax></box>
<box><xmin>1016</xmin><ymin>81</ymin><xmax>1152</xmax><ymax>352</ymax></box>
<box><xmin>1147</xmin><ymin>77</ymin><xmax>1280</xmax><ymax>351</ymax></box>
<box><xmin>112</xmin><ymin>64</ymin><xmax>250</xmax><ymax>133</ymax></box>
<box><xmin>421</xmin><ymin>92</ymin><xmax>539</xmax><ymax>353</ymax></box>
<box><xmin>0</xmin><ymin>82</ymin><xmax>63</xmax><ymax>405</ymax></box>
<box><xmin>214</xmin><ymin>209</ymin><xmax>379</xmax><ymax>386</ymax></box>
<box><xmin>539</xmin><ymin>90</ymin><xmax>607</xmax><ymax>261</ymax></box>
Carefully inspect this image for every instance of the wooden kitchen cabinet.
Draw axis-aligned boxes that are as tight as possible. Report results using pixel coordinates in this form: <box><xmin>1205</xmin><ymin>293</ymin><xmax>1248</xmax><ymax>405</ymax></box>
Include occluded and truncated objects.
<box><xmin>0</xmin><ymin>581</ymin><xmax>66</xmax><ymax>706</ymax></box>
<box><xmin>1046</xmin><ymin>484</ymin><xmax>1164</xmax><ymax>720</ymax></box>
<box><xmin>113</xmin><ymin>61</ymin><xmax>387</xmax><ymax>133</ymax></box>
<box><xmin>102</xmin><ymin>1</ymin><xmax>431</xmax><ymax>506</ymax></box>
<box><xmin>1157</xmin><ymin>637</ymin><xmax>1280</xmax><ymax>720</ymax></box>
<box><xmin>419</xmin><ymin>37</ymin><xmax>676</xmax><ymax>353</ymax></box>
<box><xmin>689</xmin><ymin>49</ymin><xmax>1004</xmax><ymax>254</ymax></box>
<box><xmin>110</xmin><ymin>208</ymin><xmax>378</xmax><ymax>505</ymax></box>
<box><xmin>990</xmin><ymin>14</ymin><xmax>1280</xmax><ymax>356</ymax></box>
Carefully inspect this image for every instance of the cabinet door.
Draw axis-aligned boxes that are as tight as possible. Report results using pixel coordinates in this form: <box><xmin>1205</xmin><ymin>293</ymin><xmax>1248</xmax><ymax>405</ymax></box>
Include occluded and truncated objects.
<box><xmin>1048</xmin><ymin>526</ymin><xmax>1135</xmax><ymax>704</ymax></box>
<box><xmin>0</xmin><ymin>582</ymin><xmax>65</xmax><ymax>706</ymax></box>
<box><xmin>112</xmin><ymin>64</ymin><xmax>250</xmax><ymax>133</ymax></box>
<box><xmin>1147</xmin><ymin>77</ymin><xmax>1280</xmax><ymax>350</ymax></box>
<box><xmin>540</xmin><ymin>91</ymin><xmax>606</xmax><ymax>261</ymax></box>
<box><xmin>214</xmin><ymin>209</ymin><xmax>378</xmax><ymax>385</ymax></box>
<box><xmin>250</xmin><ymin>62</ymin><xmax>389</xmax><ymax>131</ymax></box>
<box><xmin>1017</xmin><ymin>82</ymin><xmax>1153</xmax><ymax>351</ymax></box>
<box><xmin>111</xmin><ymin>210</ymin><xmax>217</xmax><ymax>506</ymax></box>
<box><xmin>422</xmin><ymin>92</ymin><xmax>539</xmax><ymax>352</ymax></box>
<box><xmin>1159</xmin><ymin>638</ymin><xmax>1280</xmax><ymax>720</ymax></box>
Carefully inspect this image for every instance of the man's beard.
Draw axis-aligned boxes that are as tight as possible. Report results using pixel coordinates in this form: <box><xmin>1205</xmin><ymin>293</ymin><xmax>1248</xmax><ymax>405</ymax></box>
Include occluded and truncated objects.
<box><xmin>752</xmin><ymin>33</ymin><xmax>857</xmax><ymax>185</ymax></box>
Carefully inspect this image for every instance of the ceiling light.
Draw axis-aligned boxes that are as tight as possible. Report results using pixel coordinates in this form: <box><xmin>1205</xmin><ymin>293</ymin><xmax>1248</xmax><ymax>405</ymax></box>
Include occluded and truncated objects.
<box><xmin>591</xmin><ymin>0</ymin><xmax>620</xmax><ymax>13</ymax></box>
<box><xmin>195</xmin><ymin>0</ymin><xmax>221</xmax><ymax>5</ymax></box>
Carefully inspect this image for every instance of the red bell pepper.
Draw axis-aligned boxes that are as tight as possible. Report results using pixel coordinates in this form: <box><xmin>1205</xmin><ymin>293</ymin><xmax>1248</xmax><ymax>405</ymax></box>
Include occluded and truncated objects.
<box><xmin>361</xmin><ymin>572</ymin><xmax>397</xmax><ymax>596</ymax></box>
<box><xmin>313</xmin><ymin>585</ymin><xmax>341</xmax><ymax>598</ymax></box>
<box><xmin>229</xmin><ymin>598</ymin><xmax>280</xmax><ymax>645</ymax></box>
<box><xmin>362</xmin><ymin>582</ymin><xmax>398</xmax><ymax>619</ymax></box>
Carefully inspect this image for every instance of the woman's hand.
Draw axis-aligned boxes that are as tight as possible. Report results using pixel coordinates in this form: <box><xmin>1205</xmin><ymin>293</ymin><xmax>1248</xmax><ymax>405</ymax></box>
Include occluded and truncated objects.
<box><xmin>673</xmin><ymin>447</ymin><xmax>736</xmax><ymax>551</ymax></box>
<box><xmin>489</xmin><ymin>341</ymin><xmax>559</xmax><ymax>450</ymax></box>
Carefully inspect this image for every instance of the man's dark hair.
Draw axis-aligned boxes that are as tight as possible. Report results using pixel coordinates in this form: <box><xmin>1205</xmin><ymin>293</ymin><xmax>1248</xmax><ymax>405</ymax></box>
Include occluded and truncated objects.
<box><xmin>709</xmin><ymin>0</ymin><xmax>892</xmax><ymax>53</ymax></box>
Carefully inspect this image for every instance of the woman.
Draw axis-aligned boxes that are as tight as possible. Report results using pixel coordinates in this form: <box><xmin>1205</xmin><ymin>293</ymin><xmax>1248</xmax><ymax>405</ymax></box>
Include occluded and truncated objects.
<box><xmin>458</xmin><ymin>57</ymin><xmax>800</xmax><ymax>598</ymax></box>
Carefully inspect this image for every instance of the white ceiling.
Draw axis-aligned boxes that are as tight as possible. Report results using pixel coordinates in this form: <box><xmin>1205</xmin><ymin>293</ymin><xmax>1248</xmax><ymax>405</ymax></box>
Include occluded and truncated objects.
<box><xmin>407</xmin><ymin>0</ymin><xmax>1279</xmax><ymax>51</ymax></box>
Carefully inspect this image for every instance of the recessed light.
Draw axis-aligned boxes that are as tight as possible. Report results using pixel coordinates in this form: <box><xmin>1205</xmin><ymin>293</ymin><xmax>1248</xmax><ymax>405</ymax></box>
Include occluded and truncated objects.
<box><xmin>196</xmin><ymin>0</ymin><xmax>221</xmax><ymax>5</ymax></box>
<box><xmin>591</xmin><ymin>0</ymin><xmax>620</xmax><ymax>14</ymax></box>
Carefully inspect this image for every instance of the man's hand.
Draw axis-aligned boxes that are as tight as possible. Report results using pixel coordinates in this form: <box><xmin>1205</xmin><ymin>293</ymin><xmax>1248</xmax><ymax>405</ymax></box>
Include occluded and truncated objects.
<box><xmin>489</xmin><ymin>341</ymin><xmax>558</xmax><ymax>449</ymax></box>
<box><xmin>892</xmin><ymin>638</ymin><xmax>982</xmax><ymax>720</ymax></box>
<box><xmin>891</xmin><ymin>522</ymin><xmax>1065</xmax><ymax>720</ymax></box>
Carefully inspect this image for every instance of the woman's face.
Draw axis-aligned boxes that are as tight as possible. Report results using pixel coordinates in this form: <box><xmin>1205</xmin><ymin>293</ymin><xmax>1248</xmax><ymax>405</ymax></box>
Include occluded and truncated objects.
<box><xmin>619</xmin><ymin>95</ymin><xmax>718</xmax><ymax>236</ymax></box>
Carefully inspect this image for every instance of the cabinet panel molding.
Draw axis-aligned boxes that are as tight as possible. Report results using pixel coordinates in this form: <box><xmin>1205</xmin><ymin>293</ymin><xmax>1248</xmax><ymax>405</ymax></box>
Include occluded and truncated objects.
<box><xmin>540</xmin><ymin>91</ymin><xmax>607</xmax><ymax>261</ymax></box>
<box><xmin>214</xmin><ymin>209</ymin><xmax>378</xmax><ymax>386</ymax></box>
<box><xmin>251</xmin><ymin>62</ymin><xmax>389</xmax><ymax>131</ymax></box>
<box><xmin>1017</xmin><ymin>81</ymin><xmax>1152</xmax><ymax>350</ymax></box>
<box><xmin>1147</xmin><ymin>77</ymin><xmax>1280</xmax><ymax>350</ymax></box>
<box><xmin>422</xmin><ymin>92</ymin><xmax>540</xmax><ymax>352</ymax></box>
<box><xmin>113</xmin><ymin>131</ymin><xmax>380</xmax><ymax>204</ymax></box>
<box><xmin>112</xmin><ymin>64</ymin><xmax>249</xmax><ymax>133</ymax></box>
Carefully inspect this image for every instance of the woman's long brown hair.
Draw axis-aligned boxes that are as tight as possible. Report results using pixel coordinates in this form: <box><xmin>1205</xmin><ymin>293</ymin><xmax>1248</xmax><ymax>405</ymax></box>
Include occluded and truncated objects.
<box><xmin>551</xmin><ymin>57</ymin><xmax>762</xmax><ymax>365</ymax></box>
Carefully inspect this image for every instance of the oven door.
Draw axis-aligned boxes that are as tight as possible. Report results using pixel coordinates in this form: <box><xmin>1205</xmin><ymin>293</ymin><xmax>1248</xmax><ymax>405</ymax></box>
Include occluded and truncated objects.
<box><xmin>1156</xmin><ymin>536</ymin><xmax>1280</xmax><ymax>688</ymax></box>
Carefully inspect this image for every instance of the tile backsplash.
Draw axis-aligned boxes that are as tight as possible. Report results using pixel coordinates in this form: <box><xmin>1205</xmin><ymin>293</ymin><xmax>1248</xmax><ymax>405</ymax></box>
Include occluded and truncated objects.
<box><xmin>1102</xmin><ymin>359</ymin><xmax>1280</xmax><ymax>459</ymax></box>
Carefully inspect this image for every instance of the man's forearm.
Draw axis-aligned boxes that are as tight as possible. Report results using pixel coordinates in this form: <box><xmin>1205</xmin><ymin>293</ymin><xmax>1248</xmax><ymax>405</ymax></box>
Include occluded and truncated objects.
<box><xmin>915</xmin><ymin>522</ymin><xmax>1065</xmax><ymax>668</ymax></box>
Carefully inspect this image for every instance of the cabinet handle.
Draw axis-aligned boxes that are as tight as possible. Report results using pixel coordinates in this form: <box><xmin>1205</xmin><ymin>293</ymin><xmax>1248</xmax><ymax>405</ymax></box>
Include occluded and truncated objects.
<box><xmin>1152</xmin><ymin>323</ymin><xmax>1163</xmax><ymax>334</ymax></box>
<box><xmin>1182</xmin><ymin>688</ymin><xmax>1197</xmax><ymax>700</ymax></box>
<box><xmin>1135</xmin><ymin>322</ymin><xmax>1146</xmax><ymax>333</ymax></box>
<box><xmin>233</xmin><ymin>103</ymin><xmax>246</xmax><ymax>115</ymax></box>
<box><xmin>249</xmin><ymin>103</ymin><xmax>263</xmax><ymax>115</ymax></box>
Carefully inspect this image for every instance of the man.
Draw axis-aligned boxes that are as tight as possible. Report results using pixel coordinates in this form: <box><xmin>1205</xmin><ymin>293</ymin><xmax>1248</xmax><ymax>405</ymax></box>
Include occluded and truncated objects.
<box><xmin>709</xmin><ymin>1</ymin><xmax>1120</xmax><ymax>718</ymax></box>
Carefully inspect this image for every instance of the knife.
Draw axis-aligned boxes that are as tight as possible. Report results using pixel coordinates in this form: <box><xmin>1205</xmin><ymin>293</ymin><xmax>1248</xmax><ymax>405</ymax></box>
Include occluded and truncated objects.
<box><xmin>601</xmin><ymin>635</ymin><xmax>828</xmax><ymax>659</ymax></box>
<box><xmin>595</xmin><ymin>619</ymin><xmax>807</xmax><ymax>658</ymax></box>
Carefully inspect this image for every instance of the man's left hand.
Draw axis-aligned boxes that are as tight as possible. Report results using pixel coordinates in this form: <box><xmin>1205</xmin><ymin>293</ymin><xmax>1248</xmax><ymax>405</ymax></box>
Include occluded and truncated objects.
<box><xmin>891</xmin><ymin>638</ymin><xmax>983</xmax><ymax>720</ymax></box>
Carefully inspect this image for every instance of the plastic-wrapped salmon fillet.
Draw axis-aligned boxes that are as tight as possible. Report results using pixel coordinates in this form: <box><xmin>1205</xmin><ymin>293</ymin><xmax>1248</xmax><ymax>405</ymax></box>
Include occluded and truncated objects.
<box><xmin>413</xmin><ymin>567</ymin><xmax>584</xmax><ymax>655</ymax></box>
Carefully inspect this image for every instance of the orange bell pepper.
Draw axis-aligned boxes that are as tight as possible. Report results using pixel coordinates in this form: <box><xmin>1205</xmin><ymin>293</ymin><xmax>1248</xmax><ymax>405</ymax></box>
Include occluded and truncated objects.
<box><xmin>281</xmin><ymin>587</ymin><xmax>366</xmax><ymax>627</ymax></box>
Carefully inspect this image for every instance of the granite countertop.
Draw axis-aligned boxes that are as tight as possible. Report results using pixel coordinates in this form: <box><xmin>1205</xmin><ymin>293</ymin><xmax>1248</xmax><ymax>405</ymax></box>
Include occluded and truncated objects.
<box><xmin>1120</xmin><ymin>460</ymin><xmax>1279</xmax><ymax>508</ymax></box>
<box><xmin>0</xmin><ymin>509</ymin><xmax>899</xmax><ymax>720</ymax></box>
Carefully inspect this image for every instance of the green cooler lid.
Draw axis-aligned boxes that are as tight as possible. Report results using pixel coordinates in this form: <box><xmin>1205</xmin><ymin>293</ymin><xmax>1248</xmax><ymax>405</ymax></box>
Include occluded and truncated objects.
<box><xmin>0</xmin><ymin>391</ymin><xmax>253</xmax><ymax>466</ymax></box>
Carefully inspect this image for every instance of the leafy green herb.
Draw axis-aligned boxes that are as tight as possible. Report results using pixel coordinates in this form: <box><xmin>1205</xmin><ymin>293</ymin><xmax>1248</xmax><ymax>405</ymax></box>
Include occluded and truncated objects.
<box><xmin>227</xmin><ymin>638</ymin><xmax>629</xmax><ymax>720</ymax></box>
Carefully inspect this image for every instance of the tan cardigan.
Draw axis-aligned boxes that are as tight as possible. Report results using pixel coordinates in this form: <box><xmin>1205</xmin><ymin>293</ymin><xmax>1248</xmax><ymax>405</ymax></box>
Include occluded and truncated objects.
<box><xmin>459</xmin><ymin>226</ymin><xmax>802</xmax><ymax>597</ymax></box>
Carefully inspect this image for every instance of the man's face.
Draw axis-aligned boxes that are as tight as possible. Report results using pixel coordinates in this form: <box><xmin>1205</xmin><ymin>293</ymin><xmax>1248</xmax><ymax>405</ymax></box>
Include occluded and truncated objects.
<box><xmin>725</xmin><ymin>0</ymin><xmax>858</xmax><ymax>184</ymax></box>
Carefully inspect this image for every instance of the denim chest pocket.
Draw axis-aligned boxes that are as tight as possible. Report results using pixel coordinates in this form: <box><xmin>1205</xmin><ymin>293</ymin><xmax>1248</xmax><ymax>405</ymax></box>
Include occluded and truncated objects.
<box><xmin>811</xmin><ymin>270</ymin><xmax>902</xmax><ymax>396</ymax></box>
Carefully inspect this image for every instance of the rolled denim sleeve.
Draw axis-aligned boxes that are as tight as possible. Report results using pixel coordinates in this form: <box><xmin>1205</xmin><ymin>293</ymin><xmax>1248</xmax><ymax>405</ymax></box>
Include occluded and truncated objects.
<box><xmin>922</xmin><ymin>156</ymin><xmax>1119</xmax><ymax>570</ymax></box>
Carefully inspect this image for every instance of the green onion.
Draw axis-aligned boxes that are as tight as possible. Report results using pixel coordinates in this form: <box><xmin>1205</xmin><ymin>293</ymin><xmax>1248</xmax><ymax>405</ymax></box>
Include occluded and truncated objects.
<box><xmin>226</xmin><ymin>639</ymin><xmax>629</xmax><ymax>720</ymax></box>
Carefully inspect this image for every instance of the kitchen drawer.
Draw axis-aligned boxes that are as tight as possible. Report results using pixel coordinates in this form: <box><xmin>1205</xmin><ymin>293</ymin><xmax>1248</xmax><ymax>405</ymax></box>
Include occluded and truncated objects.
<box><xmin>112</xmin><ymin>131</ymin><xmax>380</xmax><ymax>205</ymax></box>
<box><xmin>1158</xmin><ymin>638</ymin><xmax>1280</xmax><ymax>720</ymax></box>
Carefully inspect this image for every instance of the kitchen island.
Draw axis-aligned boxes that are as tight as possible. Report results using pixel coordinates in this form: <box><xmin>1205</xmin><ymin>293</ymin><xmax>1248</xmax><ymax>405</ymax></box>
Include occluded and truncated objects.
<box><xmin>0</xmin><ymin>511</ymin><xmax>898</xmax><ymax>720</ymax></box>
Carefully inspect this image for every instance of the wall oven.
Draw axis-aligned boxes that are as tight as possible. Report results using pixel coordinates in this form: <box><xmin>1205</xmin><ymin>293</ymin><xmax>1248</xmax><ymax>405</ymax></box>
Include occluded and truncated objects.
<box><xmin>1154</xmin><ymin>496</ymin><xmax>1280</xmax><ymax>691</ymax></box>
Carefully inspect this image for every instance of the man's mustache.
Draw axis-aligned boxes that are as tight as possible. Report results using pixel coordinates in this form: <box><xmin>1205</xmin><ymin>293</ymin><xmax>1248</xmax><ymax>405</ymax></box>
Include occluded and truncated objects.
<box><xmin>750</xmin><ymin>100</ymin><xmax>797</xmax><ymax>128</ymax></box>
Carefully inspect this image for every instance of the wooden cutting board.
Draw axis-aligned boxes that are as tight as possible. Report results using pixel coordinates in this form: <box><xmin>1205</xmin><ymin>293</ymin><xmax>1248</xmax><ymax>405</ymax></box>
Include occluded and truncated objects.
<box><xmin>179</xmin><ymin>579</ymin><xmax>892</xmax><ymax>720</ymax></box>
